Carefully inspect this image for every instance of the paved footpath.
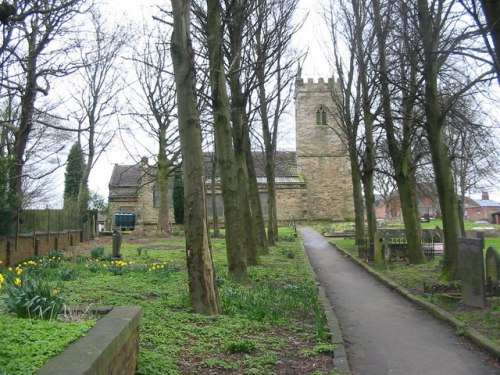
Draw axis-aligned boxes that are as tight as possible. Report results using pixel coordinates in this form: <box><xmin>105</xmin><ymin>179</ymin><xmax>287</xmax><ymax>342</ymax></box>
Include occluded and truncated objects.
<box><xmin>300</xmin><ymin>226</ymin><xmax>500</xmax><ymax>375</ymax></box>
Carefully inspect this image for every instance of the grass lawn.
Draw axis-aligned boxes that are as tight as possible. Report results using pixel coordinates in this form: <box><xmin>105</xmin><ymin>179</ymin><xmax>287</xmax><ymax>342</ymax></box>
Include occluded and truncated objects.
<box><xmin>0</xmin><ymin>227</ymin><xmax>337</xmax><ymax>375</ymax></box>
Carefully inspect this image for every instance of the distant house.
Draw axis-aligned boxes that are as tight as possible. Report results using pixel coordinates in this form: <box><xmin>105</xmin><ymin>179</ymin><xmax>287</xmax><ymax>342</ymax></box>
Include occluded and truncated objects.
<box><xmin>374</xmin><ymin>184</ymin><xmax>440</xmax><ymax>220</ymax></box>
<box><xmin>463</xmin><ymin>192</ymin><xmax>500</xmax><ymax>222</ymax></box>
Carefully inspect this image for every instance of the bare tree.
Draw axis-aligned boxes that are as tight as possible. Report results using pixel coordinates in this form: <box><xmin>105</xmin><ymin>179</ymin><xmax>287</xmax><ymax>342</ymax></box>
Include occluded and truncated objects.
<box><xmin>252</xmin><ymin>0</ymin><xmax>302</xmax><ymax>245</ymax></box>
<box><xmin>323</xmin><ymin>0</ymin><xmax>379</xmax><ymax>249</ymax></box>
<box><xmin>170</xmin><ymin>0</ymin><xmax>220</xmax><ymax>314</ymax></box>
<box><xmin>416</xmin><ymin>0</ymin><xmax>495</xmax><ymax>279</ymax></box>
<box><xmin>130</xmin><ymin>26</ymin><xmax>180</xmax><ymax>235</ymax></box>
<box><xmin>0</xmin><ymin>0</ymin><xmax>84</xmax><ymax>202</ymax></box>
<box><xmin>206</xmin><ymin>0</ymin><xmax>248</xmax><ymax>282</ymax></box>
<box><xmin>70</xmin><ymin>10</ymin><xmax>128</xmax><ymax>215</ymax></box>
<box><xmin>372</xmin><ymin>0</ymin><xmax>426</xmax><ymax>264</ymax></box>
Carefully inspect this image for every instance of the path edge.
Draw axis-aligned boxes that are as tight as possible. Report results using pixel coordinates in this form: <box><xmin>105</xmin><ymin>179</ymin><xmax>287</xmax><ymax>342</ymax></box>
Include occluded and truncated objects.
<box><xmin>333</xmin><ymin>243</ymin><xmax>500</xmax><ymax>360</ymax></box>
<box><xmin>300</xmin><ymin>238</ymin><xmax>352</xmax><ymax>375</ymax></box>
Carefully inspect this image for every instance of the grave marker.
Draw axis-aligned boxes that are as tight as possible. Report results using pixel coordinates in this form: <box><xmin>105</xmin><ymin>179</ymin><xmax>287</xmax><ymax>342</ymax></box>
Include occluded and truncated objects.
<box><xmin>459</xmin><ymin>238</ymin><xmax>486</xmax><ymax>309</ymax></box>
<box><xmin>485</xmin><ymin>246</ymin><xmax>500</xmax><ymax>288</ymax></box>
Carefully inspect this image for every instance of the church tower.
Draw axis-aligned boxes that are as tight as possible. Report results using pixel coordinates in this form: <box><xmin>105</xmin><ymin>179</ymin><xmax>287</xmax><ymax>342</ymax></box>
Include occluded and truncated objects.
<box><xmin>295</xmin><ymin>76</ymin><xmax>354</xmax><ymax>220</ymax></box>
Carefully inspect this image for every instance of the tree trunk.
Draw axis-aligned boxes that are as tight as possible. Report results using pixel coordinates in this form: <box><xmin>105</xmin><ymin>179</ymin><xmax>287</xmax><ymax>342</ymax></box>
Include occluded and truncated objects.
<box><xmin>348</xmin><ymin>143</ymin><xmax>365</xmax><ymax>247</ymax></box>
<box><xmin>373</xmin><ymin>0</ymin><xmax>425</xmax><ymax>264</ymax></box>
<box><xmin>156</xmin><ymin>146</ymin><xmax>171</xmax><ymax>235</ymax></box>
<box><xmin>265</xmin><ymin>150</ymin><xmax>278</xmax><ymax>245</ymax></box>
<box><xmin>362</xmin><ymin>115</ymin><xmax>377</xmax><ymax>254</ymax></box>
<box><xmin>210</xmin><ymin>153</ymin><xmax>219</xmax><ymax>236</ymax></box>
<box><xmin>417</xmin><ymin>0</ymin><xmax>461</xmax><ymax>279</ymax></box>
<box><xmin>245</xmin><ymin>140</ymin><xmax>269</xmax><ymax>254</ymax></box>
<box><xmin>11</xmin><ymin>46</ymin><xmax>38</xmax><ymax>200</ymax></box>
<box><xmin>480</xmin><ymin>0</ymin><xmax>500</xmax><ymax>78</ymax></box>
<box><xmin>170</xmin><ymin>0</ymin><xmax>220</xmax><ymax>314</ymax></box>
<box><xmin>226</xmin><ymin>0</ymin><xmax>260</xmax><ymax>265</ymax></box>
<box><xmin>206</xmin><ymin>0</ymin><xmax>248</xmax><ymax>282</ymax></box>
<box><xmin>427</xmin><ymin>124</ymin><xmax>461</xmax><ymax>279</ymax></box>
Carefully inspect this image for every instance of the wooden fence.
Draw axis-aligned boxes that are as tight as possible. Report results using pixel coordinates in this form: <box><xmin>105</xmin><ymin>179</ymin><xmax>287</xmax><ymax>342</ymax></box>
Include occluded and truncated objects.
<box><xmin>0</xmin><ymin>209</ymin><xmax>98</xmax><ymax>266</ymax></box>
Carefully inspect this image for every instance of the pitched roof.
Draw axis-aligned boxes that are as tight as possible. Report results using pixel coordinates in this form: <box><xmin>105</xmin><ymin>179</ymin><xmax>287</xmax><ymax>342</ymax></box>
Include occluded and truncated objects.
<box><xmin>203</xmin><ymin>151</ymin><xmax>298</xmax><ymax>178</ymax></box>
<box><xmin>109</xmin><ymin>151</ymin><xmax>299</xmax><ymax>188</ymax></box>
<box><xmin>109</xmin><ymin>164</ymin><xmax>142</xmax><ymax>187</ymax></box>
<box><xmin>471</xmin><ymin>199</ymin><xmax>500</xmax><ymax>208</ymax></box>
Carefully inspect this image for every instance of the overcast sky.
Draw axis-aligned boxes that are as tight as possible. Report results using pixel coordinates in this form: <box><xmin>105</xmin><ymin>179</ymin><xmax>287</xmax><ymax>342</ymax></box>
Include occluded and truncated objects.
<box><xmin>83</xmin><ymin>0</ymin><xmax>499</xmax><ymax>204</ymax></box>
<box><xmin>82</xmin><ymin>0</ymin><xmax>330</xmax><ymax>202</ymax></box>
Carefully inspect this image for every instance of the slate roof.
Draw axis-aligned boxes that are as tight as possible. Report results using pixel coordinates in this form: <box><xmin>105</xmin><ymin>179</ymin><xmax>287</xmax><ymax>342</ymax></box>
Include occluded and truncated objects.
<box><xmin>471</xmin><ymin>199</ymin><xmax>500</xmax><ymax>208</ymax></box>
<box><xmin>109</xmin><ymin>151</ymin><xmax>299</xmax><ymax>188</ymax></box>
<box><xmin>203</xmin><ymin>151</ymin><xmax>298</xmax><ymax>178</ymax></box>
<box><xmin>109</xmin><ymin>164</ymin><xmax>142</xmax><ymax>188</ymax></box>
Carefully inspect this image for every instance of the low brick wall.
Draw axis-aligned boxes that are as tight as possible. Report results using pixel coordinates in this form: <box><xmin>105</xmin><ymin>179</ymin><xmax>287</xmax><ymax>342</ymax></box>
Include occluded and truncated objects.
<box><xmin>0</xmin><ymin>231</ymin><xmax>83</xmax><ymax>266</ymax></box>
<box><xmin>37</xmin><ymin>306</ymin><xmax>143</xmax><ymax>375</ymax></box>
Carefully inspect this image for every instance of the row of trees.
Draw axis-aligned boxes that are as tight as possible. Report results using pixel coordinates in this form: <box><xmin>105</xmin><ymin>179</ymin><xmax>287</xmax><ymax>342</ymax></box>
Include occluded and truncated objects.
<box><xmin>169</xmin><ymin>0</ymin><xmax>304</xmax><ymax>313</ymax></box>
<box><xmin>0</xmin><ymin>0</ymin><xmax>303</xmax><ymax>313</ymax></box>
<box><xmin>324</xmin><ymin>0</ymin><xmax>500</xmax><ymax>280</ymax></box>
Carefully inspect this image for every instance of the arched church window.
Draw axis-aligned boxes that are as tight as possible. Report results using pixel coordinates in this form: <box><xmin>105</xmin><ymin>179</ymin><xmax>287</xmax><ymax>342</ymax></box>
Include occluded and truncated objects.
<box><xmin>316</xmin><ymin>105</ymin><xmax>327</xmax><ymax>125</ymax></box>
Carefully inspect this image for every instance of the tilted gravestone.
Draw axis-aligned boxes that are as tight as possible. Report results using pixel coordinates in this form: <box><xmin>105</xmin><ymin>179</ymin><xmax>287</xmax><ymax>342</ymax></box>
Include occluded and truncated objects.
<box><xmin>485</xmin><ymin>246</ymin><xmax>500</xmax><ymax>288</ymax></box>
<box><xmin>459</xmin><ymin>238</ymin><xmax>486</xmax><ymax>309</ymax></box>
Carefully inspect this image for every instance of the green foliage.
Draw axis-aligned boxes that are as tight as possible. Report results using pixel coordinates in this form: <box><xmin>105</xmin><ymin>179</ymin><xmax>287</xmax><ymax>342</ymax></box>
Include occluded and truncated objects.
<box><xmin>226</xmin><ymin>340</ymin><xmax>258</xmax><ymax>353</ymax></box>
<box><xmin>0</xmin><ymin>313</ymin><xmax>94</xmax><ymax>375</ymax></box>
<box><xmin>59</xmin><ymin>268</ymin><xmax>76</xmax><ymax>281</ymax></box>
<box><xmin>173</xmin><ymin>170</ymin><xmax>184</xmax><ymax>224</ymax></box>
<box><xmin>277</xmin><ymin>234</ymin><xmax>297</xmax><ymax>242</ymax></box>
<box><xmin>280</xmin><ymin>248</ymin><xmax>296</xmax><ymax>258</ymax></box>
<box><xmin>2</xmin><ymin>275</ymin><xmax>64</xmax><ymax>320</ymax></box>
<box><xmin>88</xmin><ymin>191</ymin><xmax>108</xmax><ymax>212</ymax></box>
<box><xmin>86</xmin><ymin>262</ymin><xmax>102</xmax><ymax>273</ymax></box>
<box><xmin>63</xmin><ymin>143</ymin><xmax>85</xmax><ymax>207</ymax></box>
<box><xmin>300</xmin><ymin>343</ymin><xmax>337</xmax><ymax>357</ymax></box>
<box><xmin>220</xmin><ymin>282</ymin><xmax>323</xmax><ymax>323</ymax></box>
<box><xmin>0</xmin><ymin>227</ymin><xmax>336</xmax><ymax>374</ymax></box>
<box><xmin>90</xmin><ymin>246</ymin><xmax>105</xmax><ymax>259</ymax></box>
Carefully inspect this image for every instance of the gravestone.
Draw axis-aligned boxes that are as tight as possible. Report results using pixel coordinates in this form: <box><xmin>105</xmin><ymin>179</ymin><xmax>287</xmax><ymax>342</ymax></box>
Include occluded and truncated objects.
<box><xmin>485</xmin><ymin>246</ymin><xmax>500</xmax><ymax>288</ymax></box>
<box><xmin>458</xmin><ymin>238</ymin><xmax>486</xmax><ymax>309</ymax></box>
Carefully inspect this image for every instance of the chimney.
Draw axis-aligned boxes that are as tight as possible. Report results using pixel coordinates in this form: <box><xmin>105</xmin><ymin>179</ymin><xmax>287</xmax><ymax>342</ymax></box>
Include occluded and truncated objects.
<box><xmin>482</xmin><ymin>191</ymin><xmax>489</xmax><ymax>200</ymax></box>
<box><xmin>140</xmin><ymin>156</ymin><xmax>148</xmax><ymax>166</ymax></box>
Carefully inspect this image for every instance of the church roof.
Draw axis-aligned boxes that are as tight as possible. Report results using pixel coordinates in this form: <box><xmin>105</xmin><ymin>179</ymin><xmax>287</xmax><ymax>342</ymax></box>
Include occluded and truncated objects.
<box><xmin>109</xmin><ymin>151</ymin><xmax>299</xmax><ymax>188</ymax></box>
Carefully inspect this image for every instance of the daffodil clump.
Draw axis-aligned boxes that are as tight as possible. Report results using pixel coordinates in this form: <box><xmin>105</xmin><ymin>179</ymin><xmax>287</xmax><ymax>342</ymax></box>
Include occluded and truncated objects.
<box><xmin>147</xmin><ymin>262</ymin><xmax>181</xmax><ymax>278</ymax></box>
<box><xmin>108</xmin><ymin>260</ymin><xmax>133</xmax><ymax>275</ymax></box>
<box><xmin>148</xmin><ymin>262</ymin><xmax>167</xmax><ymax>272</ymax></box>
<box><xmin>1</xmin><ymin>264</ymin><xmax>64</xmax><ymax>320</ymax></box>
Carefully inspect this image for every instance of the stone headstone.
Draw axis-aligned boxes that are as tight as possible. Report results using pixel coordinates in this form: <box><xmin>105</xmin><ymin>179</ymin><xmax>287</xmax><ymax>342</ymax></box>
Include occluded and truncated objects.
<box><xmin>485</xmin><ymin>246</ymin><xmax>500</xmax><ymax>287</ymax></box>
<box><xmin>459</xmin><ymin>238</ymin><xmax>486</xmax><ymax>309</ymax></box>
<box><xmin>422</xmin><ymin>229</ymin><xmax>433</xmax><ymax>243</ymax></box>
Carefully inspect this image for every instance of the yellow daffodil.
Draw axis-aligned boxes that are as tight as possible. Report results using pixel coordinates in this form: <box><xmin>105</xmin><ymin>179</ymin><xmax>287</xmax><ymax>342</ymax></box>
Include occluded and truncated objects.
<box><xmin>14</xmin><ymin>278</ymin><xmax>21</xmax><ymax>286</ymax></box>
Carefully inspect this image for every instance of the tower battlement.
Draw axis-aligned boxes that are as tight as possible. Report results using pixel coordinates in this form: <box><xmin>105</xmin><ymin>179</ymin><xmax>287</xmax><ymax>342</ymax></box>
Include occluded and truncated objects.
<box><xmin>296</xmin><ymin>77</ymin><xmax>336</xmax><ymax>86</ymax></box>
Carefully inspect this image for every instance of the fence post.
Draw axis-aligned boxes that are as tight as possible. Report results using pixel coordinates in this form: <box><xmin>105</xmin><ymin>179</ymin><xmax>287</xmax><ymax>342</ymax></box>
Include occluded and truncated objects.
<box><xmin>32</xmin><ymin>210</ymin><xmax>37</xmax><ymax>250</ymax></box>
<box><xmin>6</xmin><ymin>240</ymin><xmax>12</xmax><ymax>266</ymax></box>
<box><xmin>46</xmin><ymin>208</ymin><xmax>50</xmax><ymax>245</ymax></box>
<box><xmin>14</xmin><ymin>208</ymin><xmax>20</xmax><ymax>252</ymax></box>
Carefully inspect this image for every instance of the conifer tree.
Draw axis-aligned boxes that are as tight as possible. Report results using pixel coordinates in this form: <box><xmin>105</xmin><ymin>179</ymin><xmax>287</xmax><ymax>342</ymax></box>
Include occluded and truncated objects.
<box><xmin>64</xmin><ymin>143</ymin><xmax>85</xmax><ymax>210</ymax></box>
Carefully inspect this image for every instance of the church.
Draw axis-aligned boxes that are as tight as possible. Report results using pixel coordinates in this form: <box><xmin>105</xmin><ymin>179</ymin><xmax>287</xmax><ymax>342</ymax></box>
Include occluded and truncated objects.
<box><xmin>107</xmin><ymin>77</ymin><xmax>354</xmax><ymax>227</ymax></box>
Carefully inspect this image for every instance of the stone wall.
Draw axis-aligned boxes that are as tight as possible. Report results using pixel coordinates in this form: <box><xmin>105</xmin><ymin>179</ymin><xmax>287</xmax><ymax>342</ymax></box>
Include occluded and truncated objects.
<box><xmin>37</xmin><ymin>306</ymin><xmax>143</xmax><ymax>375</ymax></box>
<box><xmin>295</xmin><ymin>77</ymin><xmax>354</xmax><ymax>220</ymax></box>
<box><xmin>276</xmin><ymin>183</ymin><xmax>307</xmax><ymax>223</ymax></box>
